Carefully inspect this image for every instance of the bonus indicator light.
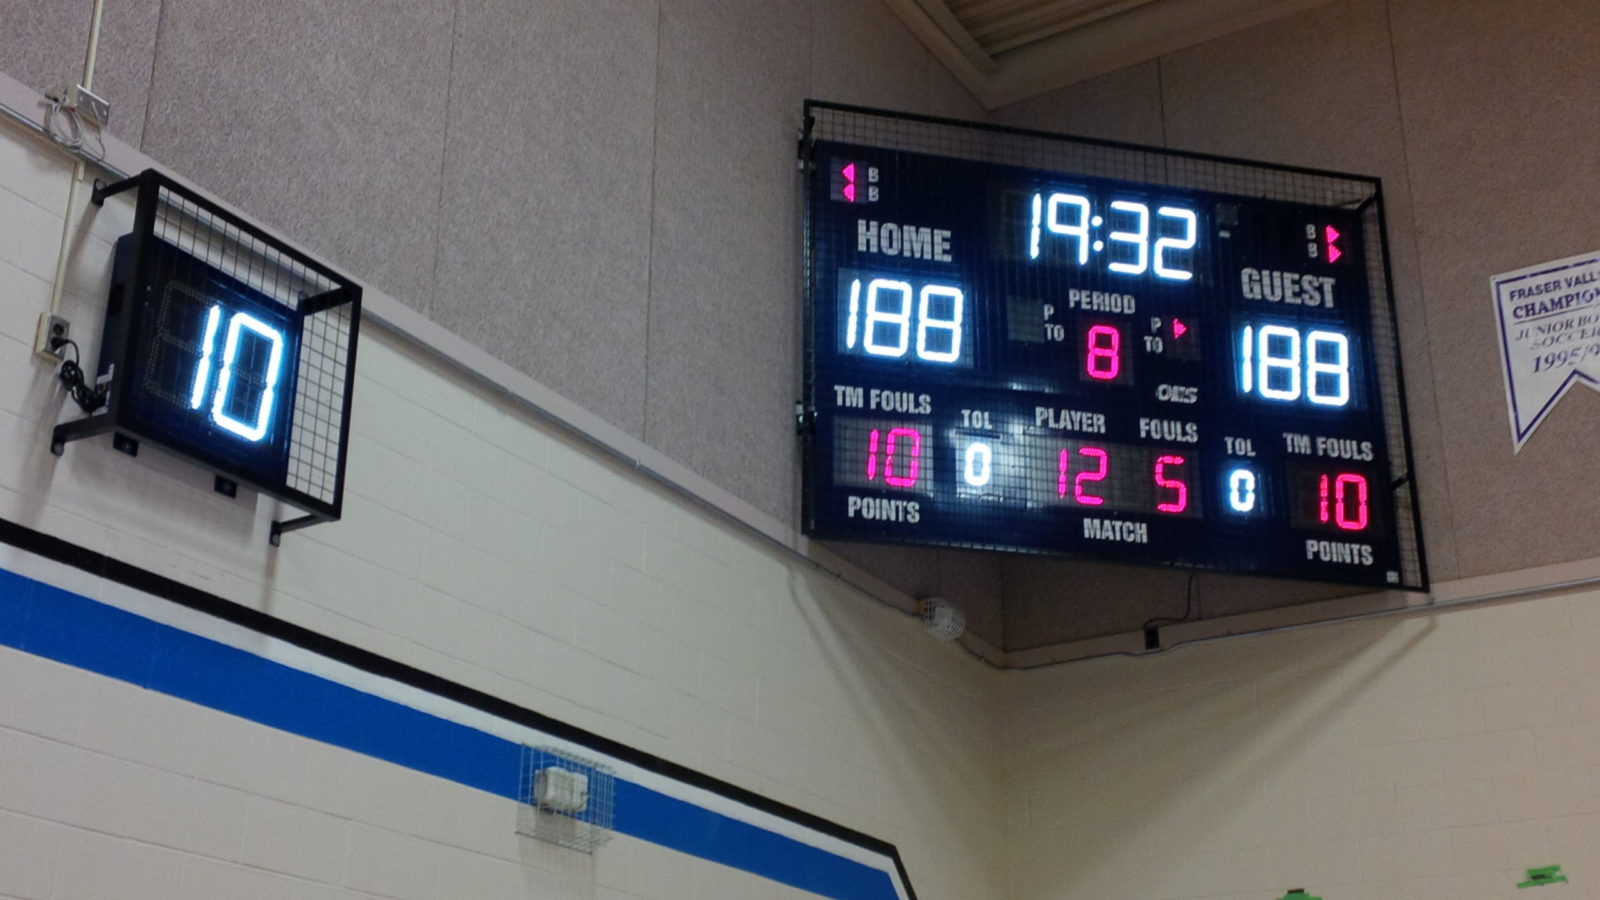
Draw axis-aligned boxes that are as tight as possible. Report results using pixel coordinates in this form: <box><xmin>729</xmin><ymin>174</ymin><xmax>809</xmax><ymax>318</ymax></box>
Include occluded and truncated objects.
<box><xmin>1306</xmin><ymin>223</ymin><xmax>1345</xmax><ymax>262</ymax></box>
<box><xmin>832</xmin><ymin>159</ymin><xmax>879</xmax><ymax>203</ymax></box>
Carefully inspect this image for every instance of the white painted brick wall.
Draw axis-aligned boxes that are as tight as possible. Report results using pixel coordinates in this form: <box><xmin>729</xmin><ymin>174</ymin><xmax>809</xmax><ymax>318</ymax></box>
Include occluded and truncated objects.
<box><xmin>1003</xmin><ymin>599</ymin><xmax>1600</xmax><ymax>899</ymax></box>
<box><xmin>0</xmin><ymin>121</ymin><xmax>1006</xmax><ymax>899</ymax></box>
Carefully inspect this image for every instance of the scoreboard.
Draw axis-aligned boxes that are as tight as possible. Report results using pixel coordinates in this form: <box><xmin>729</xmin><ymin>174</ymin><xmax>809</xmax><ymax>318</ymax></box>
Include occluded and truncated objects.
<box><xmin>801</xmin><ymin>124</ymin><xmax>1425</xmax><ymax>589</ymax></box>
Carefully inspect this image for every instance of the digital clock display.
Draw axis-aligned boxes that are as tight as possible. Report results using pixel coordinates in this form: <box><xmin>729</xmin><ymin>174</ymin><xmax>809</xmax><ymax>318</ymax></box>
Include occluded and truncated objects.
<box><xmin>116</xmin><ymin>236</ymin><xmax>301</xmax><ymax>487</ymax></box>
<box><xmin>51</xmin><ymin>168</ymin><xmax>362</xmax><ymax>544</ymax></box>
<box><xmin>803</xmin><ymin>134</ymin><xmax>1424</xmax><ymax>588</ymax></box>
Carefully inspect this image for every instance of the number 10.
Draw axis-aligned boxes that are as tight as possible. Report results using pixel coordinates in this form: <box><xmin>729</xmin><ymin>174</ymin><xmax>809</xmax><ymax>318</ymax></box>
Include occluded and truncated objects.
<box><xmin>189</xmin><ymin>305</ymin><xmax>287</xmax><ymax>443</ymax></box>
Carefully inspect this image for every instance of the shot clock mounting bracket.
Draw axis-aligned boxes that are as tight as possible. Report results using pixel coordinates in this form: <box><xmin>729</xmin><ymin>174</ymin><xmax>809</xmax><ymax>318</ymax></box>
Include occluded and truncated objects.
<box><xmin>53</xmin><ymin>170</ymin><xmax>362</xmax><ymax>545</ymax></box>
<box><xmin>799</xmin><ymin>101</ymin><xmax>1428</xmax><ymax>589</ymax></box>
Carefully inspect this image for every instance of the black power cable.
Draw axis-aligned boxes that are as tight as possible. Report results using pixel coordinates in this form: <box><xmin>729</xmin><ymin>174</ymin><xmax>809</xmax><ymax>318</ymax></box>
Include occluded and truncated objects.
<box><xmin>53</xmin><ymin>339</ymin><xmax>109</xmax><ymax>413</ymax></box>
<box><xmin>1142</xmin><ymin>571</ymin><xmax>1200</xmax><ymax>650</ymax></box>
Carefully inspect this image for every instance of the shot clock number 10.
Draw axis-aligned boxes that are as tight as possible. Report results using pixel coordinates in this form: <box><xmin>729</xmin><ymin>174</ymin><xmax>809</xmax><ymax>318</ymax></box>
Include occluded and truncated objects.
<box><xmin>803</xmin><ymin>109</ymin><xmax>1424</xmax><ymax>590</ymax></box>
<box><xmin>50</xmin><ymin>168</ymin><xmax>364</xmax><ymax>544</ymax></box>
<box><xmin>172</xmin><ymin>300</ymin><xmax>289</xmax><ymax>442</ymax></box>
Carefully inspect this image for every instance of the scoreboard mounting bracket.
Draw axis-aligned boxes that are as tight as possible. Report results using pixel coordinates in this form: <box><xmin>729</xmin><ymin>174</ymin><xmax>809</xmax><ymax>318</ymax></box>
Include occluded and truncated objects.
<box><xmin>54</xmin><ymin>170</ymin><xmax>362</xmax><ymax>545</ymax></box>
<box><xmin>799</xmin><ymin>102</ymin><xmax>1427</xmax><ymax>590</ymax></box>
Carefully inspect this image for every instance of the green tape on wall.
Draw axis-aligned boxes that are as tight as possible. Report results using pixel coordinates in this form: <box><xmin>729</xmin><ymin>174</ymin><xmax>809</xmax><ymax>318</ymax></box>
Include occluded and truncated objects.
<box><xmin>1278</xmin><ymin>891</ymin><xmax>1322</xmax><ymax>900</ymax></box>
<box><xmin>1519</xmin><ymin>865</ymin><xmax>1568</xmax><ymax>888</ymax></box>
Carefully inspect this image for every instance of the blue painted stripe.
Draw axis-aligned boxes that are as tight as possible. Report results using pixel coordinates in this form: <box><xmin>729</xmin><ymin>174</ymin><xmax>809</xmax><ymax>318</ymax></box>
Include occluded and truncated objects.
<box><xmin>0</xmin><ymin>565</ymin><xmax>897</xmax><ymax>900</ymax></box>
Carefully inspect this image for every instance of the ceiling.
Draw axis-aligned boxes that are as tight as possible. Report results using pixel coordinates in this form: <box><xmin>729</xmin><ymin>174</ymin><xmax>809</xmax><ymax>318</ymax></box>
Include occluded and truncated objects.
<box><xmin>881</xmin><ymin>0</ymin><xmax>1339</xmax><ymax>109</ymax></box>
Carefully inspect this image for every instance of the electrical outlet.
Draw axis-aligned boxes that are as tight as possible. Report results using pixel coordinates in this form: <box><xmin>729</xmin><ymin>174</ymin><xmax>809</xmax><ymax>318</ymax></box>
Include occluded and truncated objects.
<box><xmin>34</xmin><ymin>313</ymin><xmax>70</xmax><ymax>361</ymax></box>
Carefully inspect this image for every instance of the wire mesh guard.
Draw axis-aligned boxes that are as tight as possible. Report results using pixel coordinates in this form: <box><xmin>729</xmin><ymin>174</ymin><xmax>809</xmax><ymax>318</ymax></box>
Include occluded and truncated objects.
<box><xmin>799</xmin><ymin>103</ymin><xmax>1428</xmax><ymax>590</ymax></box>
<box><xmin>147</xmin><ymin>179</ymin><xmax>356</xmax><ymax>510</ymax></box>
<box><xmin>516</xmin><ymin>746</ymin><xmax>616</xmax><ymax>853</ymax></box>
<box><xmin>56</xmin><ymin>170</ymin><xmax>361</xmax><ymax>543</ymax></box>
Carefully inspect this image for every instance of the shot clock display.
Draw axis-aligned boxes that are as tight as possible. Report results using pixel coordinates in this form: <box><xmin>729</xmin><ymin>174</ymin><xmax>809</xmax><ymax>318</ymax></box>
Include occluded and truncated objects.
<box><xmin>53</xmin><ymin>170</ymin><xmax>362</xmax><ymax>544</ymax></box>
<box><xmin>114</xmin><ymin>236</ymin><xmax>300</xmax><ymax>486</ymax></box>
<box><xmin>801</xmin><ymin>107</ymin><xmax>1426</xmax><ymax>589</ymax></box>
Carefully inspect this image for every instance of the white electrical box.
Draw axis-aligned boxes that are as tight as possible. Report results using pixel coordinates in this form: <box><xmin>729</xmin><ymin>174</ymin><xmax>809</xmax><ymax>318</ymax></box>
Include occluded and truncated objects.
<box><xmin>534</xmin><ymin>766</ymin><xmax>590</xmax><ymax>814</ymax></box>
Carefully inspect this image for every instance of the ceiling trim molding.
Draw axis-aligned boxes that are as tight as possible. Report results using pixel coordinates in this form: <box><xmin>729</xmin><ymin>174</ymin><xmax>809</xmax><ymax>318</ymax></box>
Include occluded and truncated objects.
<box><xmin>884</xmin><ymin>0</ymin><xmax>1339</xmax><ymax>111</ymax></box>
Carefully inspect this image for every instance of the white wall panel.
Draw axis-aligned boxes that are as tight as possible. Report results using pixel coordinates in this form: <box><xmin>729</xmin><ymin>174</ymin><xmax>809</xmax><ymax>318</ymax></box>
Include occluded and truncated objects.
<box><xmin>0</xmin><ymin>120</ymin><xmax>1003</xmax><ymax>900</ymax></box>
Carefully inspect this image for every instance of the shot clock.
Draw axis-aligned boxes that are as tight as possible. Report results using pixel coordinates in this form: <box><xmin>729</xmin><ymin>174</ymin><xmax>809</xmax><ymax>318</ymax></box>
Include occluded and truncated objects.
<box><xmin>53</xmin><ymin>170</ymin><xmax>362</xmax><ymax>544</ymax></box>
<box><xmin>800</xmin><ymin>104</ymin><xmax>1426</xmax><ymax>589</ymax></box>
<box><xmin>109</xmin><ymin>236</ymin><xmax>301</xmax><ymax>487</ymax></box>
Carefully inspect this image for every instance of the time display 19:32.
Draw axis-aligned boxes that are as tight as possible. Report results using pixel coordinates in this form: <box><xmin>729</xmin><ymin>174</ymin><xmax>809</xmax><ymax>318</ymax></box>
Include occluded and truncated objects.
<box><xmin>804</xmin><ymin>140</ymin><xmax>1409</xmax><ymax>587</ymax></box>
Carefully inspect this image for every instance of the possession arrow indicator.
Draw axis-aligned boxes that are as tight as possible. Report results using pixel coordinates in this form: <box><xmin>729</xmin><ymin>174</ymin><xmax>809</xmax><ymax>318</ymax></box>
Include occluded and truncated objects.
<box><xmin>841</xmin><ymin>163</ymin><xmax>857</xmax><ymax>203</ymax></box>
<box><xmin>1172</xmin><ymin>318</ymin><xmax>1188</xmax><ymax>339</ymax></box>
<box><xmin>1325</xmin><ymin>225</ymin><xmax>1342</xmax><ymax>263</ymax></box>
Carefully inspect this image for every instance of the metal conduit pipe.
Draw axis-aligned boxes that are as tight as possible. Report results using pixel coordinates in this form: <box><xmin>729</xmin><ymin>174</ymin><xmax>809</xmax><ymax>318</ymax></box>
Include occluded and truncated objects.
<box><xmin>43</xmin><ymin>0</ymin><xmax>110</xmax><ymax>323</ymax></box>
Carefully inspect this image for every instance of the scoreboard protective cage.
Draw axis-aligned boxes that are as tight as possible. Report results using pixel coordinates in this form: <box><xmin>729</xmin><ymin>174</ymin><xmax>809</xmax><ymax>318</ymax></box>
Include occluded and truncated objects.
<box><xmin>798</xmin><ymin>101</ymin><xmax>1428</xmax><ymax>591</ymax></box>
<box><xmin>52</xmin><ymin>169</ymin><xmax>362</xmax><ymax>546</ymax></box>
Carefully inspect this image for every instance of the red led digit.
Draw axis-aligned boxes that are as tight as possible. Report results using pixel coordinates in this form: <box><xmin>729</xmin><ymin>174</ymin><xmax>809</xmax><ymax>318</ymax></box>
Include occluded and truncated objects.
<box><xmin>883</xmin><ymin>427</ymin><xmax>921</xmax><ymax>487</ymax></box>
<box><xmin>1074</xmin><ymin>447</ymin><xmax>1108</xmax><ymax>505</ymax></box>
<box><xmin>1154</xmin><ymin>455</ymin><xmax>1188</xmax><ymax>513</ymax></box>
<box><xmin>1334</xmin><ymin>472</ymin><xmax>1367</xmax><ymax>530</ymax></box>
<box><xmin>1318</xmin><ymin>472</ymin><xmax>1369</xmax><ymax>530</ymax></box>
<box><xmin>866</xmin><ymin>427</ymin><xmax>922</xmax><ymax>488</ymax></box>
<box><xmin>1086</xmin><ymin>325</ymin><xmax>1121</xmax><ymax>380</ymax></box>
<box><xmin>1057</xmin><ymin>449</ymin><xmax>1070</xmax><ymax>498</ymax></box>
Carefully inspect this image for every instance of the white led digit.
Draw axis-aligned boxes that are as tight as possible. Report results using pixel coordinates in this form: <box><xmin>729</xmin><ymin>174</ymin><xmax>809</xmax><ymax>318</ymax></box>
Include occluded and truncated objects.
<box><xmin>189</xmin><ymin>304</ymin><xmax>223</xmax><ymax>409</ymax></box>
<box><xmin>862</xmin><ymin>278</ymin><xmax>912</xmax><ymax>357</ymax></box>
<box><xmin>1306</xmin><ymin>329</ymin><xmax>1351</xmax><ymax>407</ymax></box>
<box><xmin>845</xmin><ymin>278</ymin><xmax>861</xmax><ymax>350</ymax></box>
<box><xmin>916</xmin><ymin>284</ymin><xmax>964</xmax><ymax>363</ymax></box>
<box><xmin>1046</xmin><ymin>193</ymin><xmax>1092</xmax><ymax>265</ymax></box>
<box><xmin>1107</xmin><ymin>201</ymin><xmax>1149</xmax><ymax>275</ymax></box>
<box><xmin>1258</xmin><ymin>324</ymin><xmax>1302</xmax><ymax>401</ymax></box>
<box><xmin>1028</xmin><ymin>192</ymin><xmax>1043</xmax><ymax>260</ymax></box>
<box><xmin>1240</xmin><ymin>324</ymin><xmax>1254</xmax><ymax>394</ymax></box>
<box><xmin>1153</xmin><ymin>206</ymin><xmax>1197</xmax><ymax>281</ymax></box>
<box><xmin>211</xmin><ymin>312</ymin><xmax>286</xmax><ymax>442</ymax></box>
<box><xmin>962</xmin><ymin>442</ymin><xmax>992</xmax><ymax>488</ymax></box>
<box><xmin>1228</xmin><ymin>468</ymin><xmax>1258</xmax><ymax>513</ymax></box>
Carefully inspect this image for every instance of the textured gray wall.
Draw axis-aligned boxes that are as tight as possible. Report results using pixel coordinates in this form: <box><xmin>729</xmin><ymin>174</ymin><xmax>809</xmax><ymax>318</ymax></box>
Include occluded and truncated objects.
<box><xmin>0</xmin><ymin>0</ymin><xmax>160</xmax><ymax>144</ymax></box>
<box><xmin>7</xmin><ymin>0</ymin><xmax>1596</xmax><ymax>650</ymax></box>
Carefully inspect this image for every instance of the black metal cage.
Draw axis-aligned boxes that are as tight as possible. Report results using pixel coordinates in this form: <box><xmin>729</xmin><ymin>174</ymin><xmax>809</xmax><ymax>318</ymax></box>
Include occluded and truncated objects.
<box><xmin>53</xmin><ymin>169</ymin><xmax>362</xmax><ymax>545</ymax></box>
<box><xmin>799</xmin><ymin>101</ymin><xmax>1428</xmax><ymax>591</ymax></box>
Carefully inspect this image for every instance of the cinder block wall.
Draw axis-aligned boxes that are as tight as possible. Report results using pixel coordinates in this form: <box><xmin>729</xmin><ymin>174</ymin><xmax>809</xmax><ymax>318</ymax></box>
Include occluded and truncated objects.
<box><xmin>1002</xmin><ymin>593</ymin><xmax>1600</xmax><ymax>898</ymax></box>
<box><xmin>0</xmin><ymin>122</ymin><xmax>1007</xmax><ymax>900</ymax></box>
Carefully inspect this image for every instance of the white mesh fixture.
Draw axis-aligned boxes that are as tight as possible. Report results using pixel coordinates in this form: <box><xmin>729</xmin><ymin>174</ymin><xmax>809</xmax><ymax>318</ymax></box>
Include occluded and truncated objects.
<box><xmin>517</xmin><ymin>746</ymin><xmax>615</xmax><ymax>853</ymax></box>
<box><xmin>920</xmin><ymin>597</ymin><xmax>965</xmax><ymax>641</ymax></box>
